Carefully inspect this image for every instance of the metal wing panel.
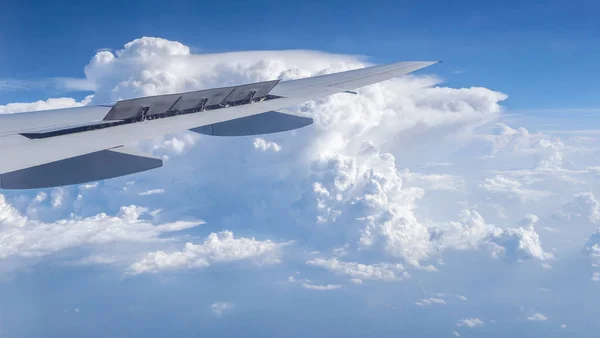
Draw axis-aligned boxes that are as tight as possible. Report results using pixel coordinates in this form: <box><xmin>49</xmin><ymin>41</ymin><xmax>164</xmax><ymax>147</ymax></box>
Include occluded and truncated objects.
<box><xmin>103</xmin><ymin>94</ymin><xmax>180</xmax><ymax>120</ymax></box>
<box><xmin>221</xmin><ymin>80</ymin><xmax>280</xmax><ymax>104</ymax></box>
<box><xmin>103</xmin><ymin>80</ymin><xmax>281</xmax><ymax>121</ymax></box>
<box><xmin>270</xmin><ymin>61</ymin><xmax>439</xmax><ymax>98</ymax></box>
<box><xmin>169</xmin><ymin>87</ymin><xmax>235</xmax><ymax>112</ymax></box>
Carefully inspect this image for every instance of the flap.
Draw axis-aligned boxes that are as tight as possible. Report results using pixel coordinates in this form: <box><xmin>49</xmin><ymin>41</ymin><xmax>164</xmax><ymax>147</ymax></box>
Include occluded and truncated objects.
<box><xmin>0</xmin><ymin>146</ymin><xmax>162</xmax><ymax>189</ymax></box>
<box><xmin>190</xmin><ymin>110</ymin><xmax>313</xmax><ymax>136</ymax></box>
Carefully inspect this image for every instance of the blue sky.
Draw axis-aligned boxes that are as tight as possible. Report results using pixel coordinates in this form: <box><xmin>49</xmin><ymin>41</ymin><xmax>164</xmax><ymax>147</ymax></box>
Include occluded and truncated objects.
<box><xmin>1</xmin><ymin>1</ymin><xmax>600</xmax><ymax>338</ymax></box>
<box><xmin>2</xmin><ymin>0</ymin><xmax>600</xmax><ymax>109</ymax></box>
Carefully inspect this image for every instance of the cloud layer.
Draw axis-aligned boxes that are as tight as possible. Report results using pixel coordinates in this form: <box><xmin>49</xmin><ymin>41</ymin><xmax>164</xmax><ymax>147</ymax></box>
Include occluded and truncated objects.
<box><xmin>2</xmin><ymin>36</ymin><xmax>600</xmax><ymax>337</ymax></box>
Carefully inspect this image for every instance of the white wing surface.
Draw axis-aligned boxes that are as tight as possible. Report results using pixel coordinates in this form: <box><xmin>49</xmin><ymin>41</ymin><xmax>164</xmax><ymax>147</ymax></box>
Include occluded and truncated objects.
<box><xmin>0</xmin><ymin>60</ymin><xmax>439</xmax><ymax>188</ymax></box>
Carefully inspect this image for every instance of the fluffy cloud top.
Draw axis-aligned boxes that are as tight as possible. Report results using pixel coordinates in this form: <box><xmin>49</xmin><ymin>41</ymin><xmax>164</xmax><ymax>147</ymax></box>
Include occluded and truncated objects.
<box><xmin>1</xmin><ymin>37</ymin><xmax>563</xmax><ymax>275</ymax></box>
<box><xmin>127</xmin><ymin>231</ymin><xmax>290</xmax><ymax>275</ymax></box>
<box><xmin>431</xmin><ymin>211</ymin><xmax>553</xmax><ymax>263</ymax></box>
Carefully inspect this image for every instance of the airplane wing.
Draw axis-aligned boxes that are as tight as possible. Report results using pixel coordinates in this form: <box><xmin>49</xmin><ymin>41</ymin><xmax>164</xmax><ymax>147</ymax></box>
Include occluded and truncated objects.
<box><xmin>0</xmin><ymin>61</ymin><xmax>439</xmax><ymax>189</ymax></box>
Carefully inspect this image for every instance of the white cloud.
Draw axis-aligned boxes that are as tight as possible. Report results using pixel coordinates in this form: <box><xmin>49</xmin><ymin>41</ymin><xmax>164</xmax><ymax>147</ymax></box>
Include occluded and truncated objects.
<box><xmin>306</xmin><ymin>257</ymin><xmax>408</xmax><ymax>282</ymax></box>
<box><xmin>561</xmin><ymin>324</ymin><xmax>567</xmax><ymax>328</ymax></box>
<box><xmin>211</xmin><ymin>302</ymin><xmax>233</xmax><ymax>316</ymax></box>
<box><xmin>151</xmin><ymin>134</ymin><xmax>197</xmax><ymax>155</ymax></box>
<box><xmin>415</xmin><ymin>298</ymin><xmax>446</xmax><ymax>306</ymax></box>
<box><xmin>0</xmin><ymin>195</ymin><xmax>201</xmax><ymax>263</ymax></box>
<box><xmin>302</xmin><ymin>283</ymin><xmax>342</xmax><ymax>291</ymax></box>
<box><xmin>283</xmin><ymin>274</ymin><xmax>342</xmax><ymax>291</ymax></box>
<box><xmin>253</xmin><ymin>138</ymin><xmax>282</xmax><ymax>152</ymax></box>
<box><xmin>527</xmin><ymin>313</ymin><xmax>548</xmax><ymax>321</ymax></box>
<box><xmin>453</xmin><ymin>331</ymin><xmax>460</xmax><ymax>337</ymax></box>
<box><xmin>479</xmin><ymin>175</ymin><xmax>552</xmax><ymax>202</ymax></box>
<box><xmin>585</xmin><ymin>229</ymin><xmax>600</xmax><ymax>267</ymax></box>
<box><xmin>5</xmin><ymin>37</ymin><xmax>600</xmax><ymax>322</ymax></box>
<box><xmin>558</xmin><ymin>192</ymin><xmax>600</xmax><ymax>225</ymax></box>
<box><xmin>456</xmin><ymin>318</ymin><xmax>483</xmax><ymax>327</ymax></box>
<box><xmin>457</xmin><ymin>295</ymin><xmax>468</xmax><ymax>301</ymax></box>
<box><xmin>488</xmin><ymin>222</ymin><xmax>554</xmax><ymax>263</ymax></box>
<box><xmin>482</xmin><ymin>123</ymin><xmax>565</xmax><ymax>169</ymax></box>
<box><xmin>127</xmin><ymin>231</ymin><xmax>290</xmax><ymax>275</ymax></box>
<box><xmin>33</xmin><ymin>192</ymin><xmax>48</xmax><ymax>204</ymax></box>
<box><xmin>67</xmin><ymin>36</ymin><xmax>513</xmax><ymax>273</ymax></box>
<box><xmin>0</xmin><ymin>96</ymin><xmax>92</xmax><ymax>114</ymax></box>
<box><xmin>79</xmin><ymin>182</ymin><xmax>99</xmax><ymax>190</ymax></box>
<box><xmin>51</xmin><ymin>188</ymin><xmax>65</xmax><ymax>208</ymax></box>
<box><xmin>592</xmin><ymin>272</ymin><xmax>600</xmax><ymax>281</ymax></box>
<box><xmin>431</xmin><ymin>210</ymin><xmax>553</xmax><ymax>263</ymax></box>
<box><xmin>139</xmin><ymin>189</ymin><xmax>166</xmax><ymax>196</ymax></box>
<box><xmin>4</xmin><ymin>35</ymin><xmax>600</xmax><ymax>334</ymax></box>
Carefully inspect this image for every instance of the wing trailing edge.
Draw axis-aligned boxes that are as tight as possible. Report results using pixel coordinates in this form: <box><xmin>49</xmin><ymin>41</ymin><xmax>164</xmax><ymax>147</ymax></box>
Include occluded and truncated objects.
<box><xmin>0</xmin><ymin>146</ymin><xmax>161</xmax><ymax>189</ymax></box>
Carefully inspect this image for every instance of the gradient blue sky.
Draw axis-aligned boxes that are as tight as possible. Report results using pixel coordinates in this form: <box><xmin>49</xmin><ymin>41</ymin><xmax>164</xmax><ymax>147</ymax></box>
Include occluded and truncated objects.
<box><xmin>1</xmin><ymin>1</ymin><xmax>600</xmax><ymax>338</ymax></box>
<box><xmin>1</xmin><ymin>0</ymin><xmax>599</xmax><ymax>108</ymax></box>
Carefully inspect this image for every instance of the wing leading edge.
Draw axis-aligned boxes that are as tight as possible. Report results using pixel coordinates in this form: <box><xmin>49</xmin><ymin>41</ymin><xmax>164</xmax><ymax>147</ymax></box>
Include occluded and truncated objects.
<box><xmin>0</xmin><ymin>60</ymin><xmax>439</xmax><ymax>189</ymax></box>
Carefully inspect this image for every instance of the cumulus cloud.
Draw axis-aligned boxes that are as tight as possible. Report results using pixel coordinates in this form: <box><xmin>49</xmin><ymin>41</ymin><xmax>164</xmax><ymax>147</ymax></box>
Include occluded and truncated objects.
<box><xmin>0</xmin><ymin>195</ymin><xmax>201</xmax><ymax>263</ymax></box>
<box><xmin>585</xmin><ymin>229</ymin><xmax>600</xmax><ymax>267</ymax></box>
<box><xmin>456</xmin><ymin>318</ymin><xmax>483</xmax><ymax>327</ymax></box>
<box><xmin>431</xmin><ymin>210</ymin><xmax>553</xmax><ymax>263</ymax></box>
<box><xmin>482</xmin><ymin>123</ymin><xmax>565</xmax><ymax>169</ymax></box>
<box><xmin>5</xmin><ymin>35</ymin><xmax>600</xmax><ymax>335</ymax></box>
<box><xmin>6</xmin><ymin>37</ymin><xmax>563</xmax><ymax>276</ymax></box>
<box><xmin>2</xmin><ymin>36</ymin><xmax>518</xmax><ymax>271</ymax></box>
<box><xmin>556</xmin><ymin>192</ymin><xmax>600</xmax><ymax>225</ymax></box>
<box><xmin>527</xmin><ymin>313</ymin><xmax>548</xmax><ymax>321</ymax></box>
<box><xmin>151</xmin><ymin>134</ymin><xmax>198</xmax><ymax>155</ymax></box>
<box><xmin>253</xmin><ymin>138</ymin><xmax>282</xmax><ymax>152</ymax></box>
<box><xmin>127</xmin><ymin>231</ymin><xmax>290</xmax><ymax>275</ymax></box>
<box><xmin>309</xmin><ymin>148</ymin><xmax>434</xmax><ymax>268</ymax></box>
<box><xmin>51</xmin><ymin>188</ymin><xmax>65</xmax><ymax>208</ymax></box>
<box><xmin>4</xmin><ymin>36</ymin><xmax>594</xmax><ymax>295</ymax></box>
